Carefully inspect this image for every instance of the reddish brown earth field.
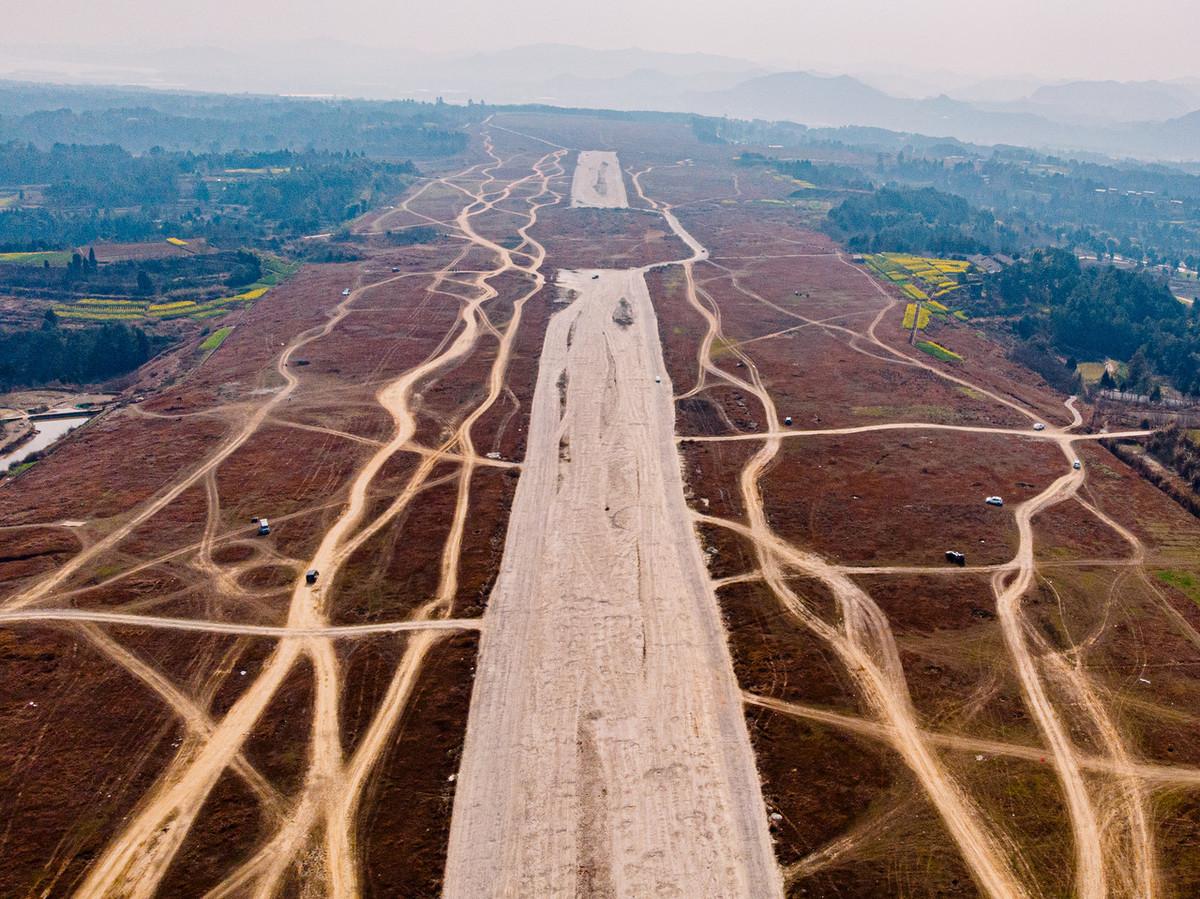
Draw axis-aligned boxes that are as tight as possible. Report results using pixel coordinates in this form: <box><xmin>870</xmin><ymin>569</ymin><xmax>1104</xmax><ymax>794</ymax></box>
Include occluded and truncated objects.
<box><xmin>635</xmin><ymin>141</ymin><xmax>1200</xmax><ymax>898</ymax></box>
<box><xmin>2</xmin><ymin>110</ymin><xmax>1199</xmax><ymax>899</ymax></box>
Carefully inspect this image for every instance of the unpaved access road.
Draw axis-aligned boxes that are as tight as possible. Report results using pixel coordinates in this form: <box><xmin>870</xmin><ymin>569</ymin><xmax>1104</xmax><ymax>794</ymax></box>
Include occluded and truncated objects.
<box><xmin>444</xmin><ymin>267</ymin><xmax>781</xmax><ymax>898</ymax></box>
<box><xmin>0</xmin><ymin>607</ymin><xmax>480</xmax><ymax>638</ymax></box>
<box><xmin>570</xmin><ymin>150</ymin><xmax>630</xmax><ymax>208</ymax></box>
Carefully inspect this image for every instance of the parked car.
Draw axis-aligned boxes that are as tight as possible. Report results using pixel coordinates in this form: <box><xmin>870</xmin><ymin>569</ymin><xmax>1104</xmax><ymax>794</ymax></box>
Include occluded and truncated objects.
<box><xmin>985</xmin><ymin>496</ymin><xmax>1004</xmax><ymax>507</ymax></box>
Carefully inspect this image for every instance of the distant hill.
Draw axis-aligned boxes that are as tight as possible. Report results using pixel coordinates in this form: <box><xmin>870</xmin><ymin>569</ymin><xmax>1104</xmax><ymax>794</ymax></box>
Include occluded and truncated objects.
<box><xmin>1135</xmin><ymin>109</ymin><xmax>1200</xmax><ymax>158</ymax></box>
<box><xmin>684</xmin><ymin>70</ymin><xmax>1200</xmax><ymax>162</ymax></box>
<box><xmin>685</xmin><ymin>71</ymin><xmax>1088</xmax><ymax>150</ymax></box>
<box><xmin>686</xmin><ymin>71</ymin><xmax>897</xmax><ymax>125</ymax></box>
<box><xmin>1021</xmin><ymin>80</ymin><xmax>1200</xmax><ymax>123</ymax></box>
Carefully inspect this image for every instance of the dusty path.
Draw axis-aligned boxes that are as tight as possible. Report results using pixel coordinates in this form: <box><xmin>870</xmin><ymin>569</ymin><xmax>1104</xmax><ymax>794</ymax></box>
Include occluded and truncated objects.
<box><xmin>682</xmin><ymin>422</ymin><xmax>1152</xmax><ymax>443</ymax></box>
<box><xmin>443</xmin><ymin>266</ymin><xmax>782</xmax><ymax>897</ymax></box>
<box><xmin>0</xmin><ymin>607</ymin><xmax>480</xmax><ymax>637</ymax></box>
<box><xmin>191</xmin><ymin>139</ymin><xmax>569</xmax><ymax>899</ymax></box>
<box><xmin>744</xmin><ymin>692</ymin><xmax>1200</xmax><ymax>788</ymax></box>
<box><xmin>992</xmin><ymin>464</ymin><xmax>1106</xmax><ymax>899</ymax></box>
<box><xmin>2</xmin><ymin>273</ymin><xmax>393</xmax><ymax>613</ymax></box>
<box><xmin>62</xmin><ymin>141</ymin><xmax>565</xmax><ymax>898</ymax></box>
<box><xmin>682</xmin><ymin>181</ymin><xmax>1161</xmax><ymax>894</ymax></box>
<box><xmin>987</xmin><ymin>421</ymin><xmax>1159</xmax><ymax>899</ymax></box>
<box><xmin>570</xmin><ymin>150</ymin><xmax>630</xmax><ymax>208</ymax></box>
<box><xmin>629</xmin><ymin>163</ymin><xmax>1031</xmax><ymax>898</ymax></box>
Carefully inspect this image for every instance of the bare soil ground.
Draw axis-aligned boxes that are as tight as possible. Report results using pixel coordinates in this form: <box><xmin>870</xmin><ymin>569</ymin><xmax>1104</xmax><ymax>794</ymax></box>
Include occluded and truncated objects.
<box><xmin>569</xmin><ymin>150</ymin><xmax>630</xmax><ymax>208</ymax></box>
<box><xmin>0</xmin><ymin>126</ymin><xmax>574</xmax><ymax>896</ymax></box>
<box><xmin>635</xmin><ymin>142</ymin><xmax>1200</xmax><ymax>898</ymax></box>
<box><xmin>3</xmin><ymin>111</ymin><xmax>1200</xmax><ymax>899</ymax></box>
<box><xmin>444</xmin><ymin>265</ymin><xmax>780</xmax><ymax>898</ymax></box>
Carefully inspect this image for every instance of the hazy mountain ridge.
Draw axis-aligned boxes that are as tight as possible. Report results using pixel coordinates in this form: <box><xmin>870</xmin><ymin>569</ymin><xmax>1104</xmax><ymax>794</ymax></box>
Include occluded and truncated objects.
<box><xmin>0</xmin><ymin>41</ymin><xmax>1197</xmax><ymax>161</ymax></box>
<box><xmin>1003</xmin><ymin>79</ymin><xmax>1200</xmax><ymax>123</ymax></box>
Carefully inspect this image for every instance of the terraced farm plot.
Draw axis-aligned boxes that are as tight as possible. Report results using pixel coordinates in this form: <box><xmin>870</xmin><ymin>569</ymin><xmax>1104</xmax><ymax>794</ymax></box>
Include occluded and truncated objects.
<box><xmin>49</xmin><ymin>258</ymin><xmax>297</xmax><ymax>322</ymax></box>
<box><xmin>867</xmin><ymin>252</ymin><xmax>972</xmax><ymax>321</ymax></box>
<box><xmin>199</xmin><ymin>326</ymin><xmax>233</xmax><ymax>352</ymax></box>
<box><xmin>0</xmin><ymin>250</ymin><xmax>73</xmax><ymax>266</ymax></box>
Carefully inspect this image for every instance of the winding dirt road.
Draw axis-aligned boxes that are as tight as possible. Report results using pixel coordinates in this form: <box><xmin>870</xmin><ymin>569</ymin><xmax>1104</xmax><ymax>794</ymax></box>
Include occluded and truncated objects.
<box><xmin>47</xmin><ymin>136</ymin><xmax>568</xmax><ymax>899</ymax></box>
<box><xmin>648</xmin><ymin>164</ymin><xmax>1171</xmax><ymax>896</ymax></box>
<box><xmin>0</xmin><ymin>607</ymin><xmax>480</xmax><ymax>638</ymax></box>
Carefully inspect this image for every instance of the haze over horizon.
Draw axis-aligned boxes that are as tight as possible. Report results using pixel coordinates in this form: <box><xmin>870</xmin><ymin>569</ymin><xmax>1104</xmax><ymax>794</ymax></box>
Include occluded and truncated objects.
<box><xmin>7</xmin><ymin>0</ymin><xmax>1200</xmax><ymax>86</ymax></box>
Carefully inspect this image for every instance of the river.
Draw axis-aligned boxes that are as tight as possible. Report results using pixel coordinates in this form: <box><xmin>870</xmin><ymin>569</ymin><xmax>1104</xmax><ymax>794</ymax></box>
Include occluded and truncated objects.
<box><xmin>0</xmin><ymin>415</ymin><xmax>90</xmax><ymax>472</ymax></box>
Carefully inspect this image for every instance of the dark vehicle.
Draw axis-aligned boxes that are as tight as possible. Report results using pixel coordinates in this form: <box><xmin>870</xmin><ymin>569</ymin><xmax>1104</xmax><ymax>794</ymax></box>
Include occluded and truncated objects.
<box><xmin>945</xmin><ymin>550</ymin><xmax>966</xmax><ymax>566</ymax></box>
<box><xmin>305</xmin><ymin>569</ymin><xmax>319</xmax><ymax>584</ymax></box>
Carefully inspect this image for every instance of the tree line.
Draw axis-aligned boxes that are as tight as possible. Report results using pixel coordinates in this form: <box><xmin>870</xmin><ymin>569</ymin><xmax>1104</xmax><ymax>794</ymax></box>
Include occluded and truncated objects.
<box><xmin>0</xmin><ymin>312</ymin><xmax>164</xmax><ymax>389</ymax></box>
<box><xmin>0</xmin><ymin>249</ymin><xmax>266</xmax><ymax>300</ymax></box>
<box><xmin>1147</xmin><ymin>423</ymin><xmax>1200</xmax><ymax>494</ymax></box>
<box><xmin>0</xmin><ymin>93</ymin><xmax>471</xmax><ymax>157</ymax></box>
<box><xmin>825</xmin><ymin>185</ymin><xmax>1020</xmax><ymax>256</ymax></box>
<box><xmin>0</xmin><ymin>144</ymin><xmax>419</xmax><ymax>252</ymax></box>
<box><xmin>981</xmin><ymin>249</ymin><xmax>1200</xmax><ymax>394</ymax></box>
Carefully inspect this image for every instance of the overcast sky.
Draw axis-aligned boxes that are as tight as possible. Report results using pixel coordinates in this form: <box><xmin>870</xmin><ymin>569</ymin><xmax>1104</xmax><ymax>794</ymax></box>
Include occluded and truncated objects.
<box><xmin>11</xmin><ymin>0</ymin><xmax>1200</xmax><ymax>83</ymax></box>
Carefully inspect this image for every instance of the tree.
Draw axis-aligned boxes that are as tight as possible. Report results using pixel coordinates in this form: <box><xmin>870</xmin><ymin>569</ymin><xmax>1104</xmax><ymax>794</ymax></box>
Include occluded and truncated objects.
<box><xmin>87</xmin><ymin>246</ymin><xmax>97</xmax><ymax>271</ymax></box>
<box><xmin>1126</xmin><ymin>348</ymin><xmax>1150</xmax><ymax>392</ymax></box>
<box><xmin>135</xmin><ymin>269</ymin><xmax>153</xmax><ymax>294</ymax></box>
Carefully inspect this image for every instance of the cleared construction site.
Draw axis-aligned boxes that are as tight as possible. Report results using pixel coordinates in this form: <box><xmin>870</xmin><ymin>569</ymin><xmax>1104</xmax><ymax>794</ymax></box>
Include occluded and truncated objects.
<box><xmin>1</xmin><ymin>115</ymin><xmax>1199</xmax><ymax>899</ymax></box>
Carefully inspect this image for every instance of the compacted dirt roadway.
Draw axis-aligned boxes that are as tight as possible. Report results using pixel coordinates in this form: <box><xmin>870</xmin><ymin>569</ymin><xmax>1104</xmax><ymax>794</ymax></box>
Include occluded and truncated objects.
<box><xmin>444</xmin><ymin>264</ymin><xmax>782</xmax><ymax>897</ymax></box>
<box><xmin>569</xmin><ymin>150</ymin><xmax>630</xmax><ymax>208</ymax></box>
